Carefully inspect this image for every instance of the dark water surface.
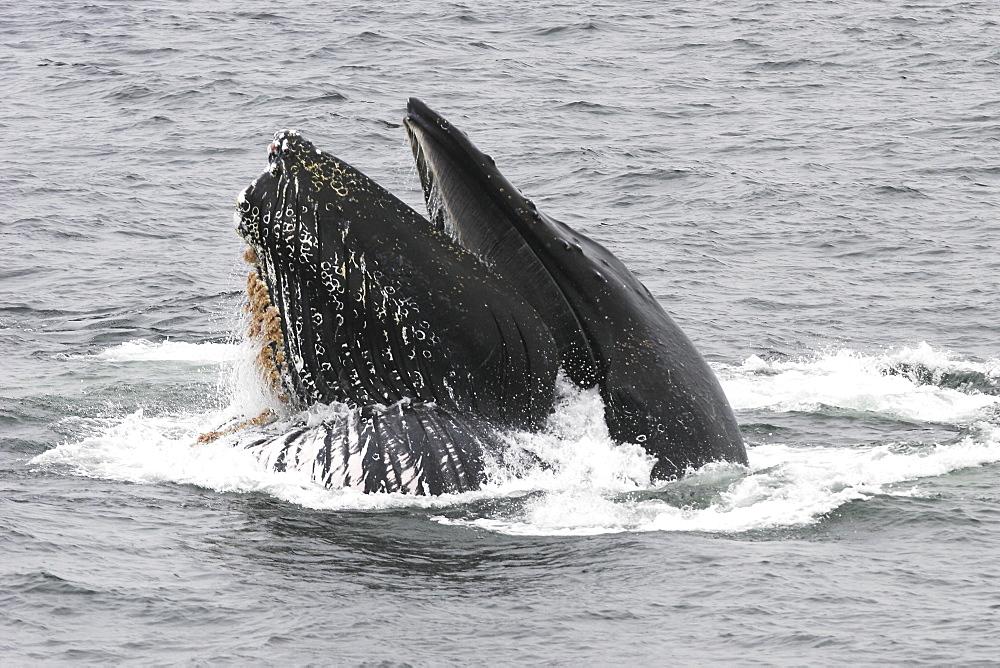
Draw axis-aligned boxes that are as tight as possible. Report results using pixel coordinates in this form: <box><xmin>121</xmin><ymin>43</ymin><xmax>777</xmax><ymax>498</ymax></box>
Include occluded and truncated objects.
<box><xmin>3</xmin><ymin>1</ymin><xmax>1000</xmax><ymax>664</ymax></box>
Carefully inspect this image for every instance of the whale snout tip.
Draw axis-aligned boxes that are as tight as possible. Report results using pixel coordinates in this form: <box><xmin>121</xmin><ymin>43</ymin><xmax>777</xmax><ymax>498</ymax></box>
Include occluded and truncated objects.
<box><xmin>268</xmin><ymin>128</ymin><xmax>309</xmax><ymax>153</ymax></box>
<box><xmin>266</xmin><ymin>129</ymin><xmax>323</xmax><ymax>170</ymax></box>
<box><xmin>266</xmin><ymin>129</ymin><xmax>298</xmax><ymax>174</ymax></box>
<box><xmin>405</xmin><ymin>98</ymin><xmax>444</xmax><ymax>130</ymax></box>
<box><xmin>406</xmin><ymin>97</ymin><xmax>428</xmax><ymax>115</ymax></box>
<box><xmin>271</xmin><ymin>128</ymin><xmax>300</xmax><ymax>143</ymax></box>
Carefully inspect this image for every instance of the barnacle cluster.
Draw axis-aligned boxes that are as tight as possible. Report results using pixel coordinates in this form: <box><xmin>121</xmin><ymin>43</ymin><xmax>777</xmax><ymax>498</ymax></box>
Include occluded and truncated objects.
<box><xmin>243</xmin><ymin>246</ymin><xmax>287</xmax><ymax>395</ymax></box>
<box><xmin>192</xmin><ymin>246</ymin><xmax>290</xmax><ymax>446</ymax></box>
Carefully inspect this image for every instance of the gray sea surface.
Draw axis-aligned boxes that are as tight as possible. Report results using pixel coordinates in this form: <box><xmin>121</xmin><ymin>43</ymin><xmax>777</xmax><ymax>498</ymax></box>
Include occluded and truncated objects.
<box><xmin>2</xmin><ymin>1</ymin><xmax>999</xmax><ymax>664</ymax></box>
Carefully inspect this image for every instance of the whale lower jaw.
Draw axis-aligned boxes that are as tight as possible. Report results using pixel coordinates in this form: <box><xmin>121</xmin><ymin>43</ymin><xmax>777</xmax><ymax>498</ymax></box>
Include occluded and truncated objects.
<box><xmin>242</xmin><ymin>400</ymin><xmax>500</xmax><ymax>495</ymax></box>
<box><xmin>403</xmin><ymin>98</ymin><xmax>748</xmax><ymax>480</ymax></box>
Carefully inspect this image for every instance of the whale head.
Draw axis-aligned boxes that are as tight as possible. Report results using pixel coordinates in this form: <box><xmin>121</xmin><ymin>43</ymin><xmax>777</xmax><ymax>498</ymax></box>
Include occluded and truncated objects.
<box><xmin>234</xmin><ymin>129</ymin><xmax>558</xmax><ymax>428</ymax></box>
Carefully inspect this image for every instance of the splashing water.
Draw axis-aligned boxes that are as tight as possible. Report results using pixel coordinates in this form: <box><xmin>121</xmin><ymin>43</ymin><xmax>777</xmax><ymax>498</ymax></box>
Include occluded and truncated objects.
<box><xmin>32</xmin><ymin>340</ymin><xmax>1000</xmax><ymax>535</ymax></box>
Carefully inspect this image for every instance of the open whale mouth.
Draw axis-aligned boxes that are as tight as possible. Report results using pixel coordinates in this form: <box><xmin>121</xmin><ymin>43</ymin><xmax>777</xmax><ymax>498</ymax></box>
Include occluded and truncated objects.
<box><xmin>233</xmin><ymin>129</ymin><xmax>428</xmax><ymax>411</ymax></box>
<box><xmin>233</xmin><ymin>127</ymin><xmax>558</xmax><ymax>420</ymax></box>
<box><xmin>235</xmin><ymin>127</ymin><xmax>417</xmax><ymax>409</ymax></box>
<box><xmin>226</xmin><ymin>106</ymin><xmax>747</xmax><ymax>491</ymax></box>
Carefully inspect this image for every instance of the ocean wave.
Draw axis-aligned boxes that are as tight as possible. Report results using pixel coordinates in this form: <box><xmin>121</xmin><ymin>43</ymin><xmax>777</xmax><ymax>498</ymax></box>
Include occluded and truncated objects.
<box><xmin>717</xmin><ymin>342</ymin><xmax>1000</xmax><ymax>424</ymax></box>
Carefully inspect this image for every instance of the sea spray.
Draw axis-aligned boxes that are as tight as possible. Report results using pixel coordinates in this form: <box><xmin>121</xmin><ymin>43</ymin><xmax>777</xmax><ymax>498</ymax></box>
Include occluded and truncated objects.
<box><xmin>32</xmin><ymin>340</ymin><xmax>1000</xmax><ymax>535</ymax></box>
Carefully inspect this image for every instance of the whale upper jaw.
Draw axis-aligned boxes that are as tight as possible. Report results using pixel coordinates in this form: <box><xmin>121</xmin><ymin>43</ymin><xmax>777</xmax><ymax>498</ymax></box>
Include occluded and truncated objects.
<box><xmin>233</xmin><ymin>127</ymin><xmax>559</xmax><ymax>430</ymax></box>
<box><xmin>232</xmin><ymin>129</ymin><xmax>361</xmax><ymax>407</ymax></box>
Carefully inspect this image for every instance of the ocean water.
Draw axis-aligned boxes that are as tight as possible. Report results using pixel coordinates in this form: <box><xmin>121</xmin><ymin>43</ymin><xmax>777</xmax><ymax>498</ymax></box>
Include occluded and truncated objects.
<box><xmin>3</xmin><ymin>0</ymin><xmax>999</xmax><ymax>664</ymax></box>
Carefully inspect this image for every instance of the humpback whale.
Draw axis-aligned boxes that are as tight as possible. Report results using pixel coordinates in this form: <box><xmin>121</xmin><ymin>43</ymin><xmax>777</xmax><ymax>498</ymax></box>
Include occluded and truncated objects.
<box><xmin>229</xmin><ymin>105</ymin><xmax>747</xmax><ymax>494</ymax></box>
<box><xmin>403</xmin><ymin>98</ymin><xmax>747</xmax><ymax>479</ymax></box>
<box><xmin>233</xmin><ymin>130</ymin><xmax>558</xmax><ymax>494</ymax></box>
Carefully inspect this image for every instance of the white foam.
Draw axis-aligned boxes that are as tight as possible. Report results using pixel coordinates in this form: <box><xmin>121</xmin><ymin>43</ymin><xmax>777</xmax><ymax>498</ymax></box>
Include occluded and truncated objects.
<box><xmin>33</xmin><ymin>340</ymin><xmax>1000</xmax><ymax>536</ymax></box>
<box><xmin>440</xmin><ymin>422</ymin><xmax>1000</xmax><ymax>535</ymax></box>
<box><xmin>480</xmin><ymin>377</ymin><xmax>655</xmax><ymax>492</ymax></box>
<box><xmin>31</xmin><ymin>408</ymin><xmax>497</xmax><ymax>512</ymax></box>
<box><xmin>95</xmin><ymin>339</ymin><xmax>239</xmax><ymax>363</ymax></box>
<box><xmin>717</xmin><ymin>343</ymin><xmax>999</xmax><ymax>423</ymax></box>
